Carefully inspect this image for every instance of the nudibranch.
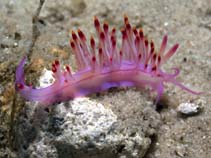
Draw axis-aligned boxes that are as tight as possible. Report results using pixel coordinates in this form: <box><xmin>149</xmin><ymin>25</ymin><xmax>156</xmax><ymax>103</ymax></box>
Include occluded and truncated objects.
<box><xmin>15</xmin><ymin>16</ymin><xmax>201</xmax><ymax>105</ymax></box>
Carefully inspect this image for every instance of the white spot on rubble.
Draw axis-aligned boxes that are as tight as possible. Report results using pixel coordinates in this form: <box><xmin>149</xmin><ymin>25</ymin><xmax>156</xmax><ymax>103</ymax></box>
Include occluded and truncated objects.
<box><xmin>38</xmin><ymin>68</ymin><xmax>54</xmax><ymax>88</ymax></box>
<box><xmin>177</xmin><ymin>102</ymin><xmax>201</xmax><ymax>115</ymax></box>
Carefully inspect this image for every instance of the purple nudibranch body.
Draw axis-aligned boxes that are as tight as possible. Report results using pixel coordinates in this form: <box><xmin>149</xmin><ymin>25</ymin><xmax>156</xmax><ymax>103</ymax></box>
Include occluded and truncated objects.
<box><xmin>15</xmin><ymin>16</ymin><xmax>201</xmax><ymax>105</ymax></box>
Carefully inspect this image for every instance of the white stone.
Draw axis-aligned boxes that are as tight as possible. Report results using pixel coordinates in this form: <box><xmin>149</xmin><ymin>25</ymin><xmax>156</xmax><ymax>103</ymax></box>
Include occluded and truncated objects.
<box><xmin>38</xmin><ymin>68</ymin><xmax>54</xmax><ymax>88</ymax></box>
<box><xmin>177</xmin><ymin>102</ymin><xmax>200</xmax><ymax>115</ymax></box>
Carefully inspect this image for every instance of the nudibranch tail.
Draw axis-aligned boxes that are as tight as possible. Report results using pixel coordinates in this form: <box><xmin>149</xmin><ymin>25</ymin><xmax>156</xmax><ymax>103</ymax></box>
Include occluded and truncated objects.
<box><xmin>15</xmin><ymin>16</ymin><xmax>202</xmax><ymax>105</ymax></box>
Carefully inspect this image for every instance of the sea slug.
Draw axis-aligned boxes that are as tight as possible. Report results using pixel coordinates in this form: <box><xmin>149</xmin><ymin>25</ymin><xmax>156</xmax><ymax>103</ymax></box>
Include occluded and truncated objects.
<box><xmin>15</xmin><ymin>16</ymin><xmax>201</xmax><ymax>105</ymax></box>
